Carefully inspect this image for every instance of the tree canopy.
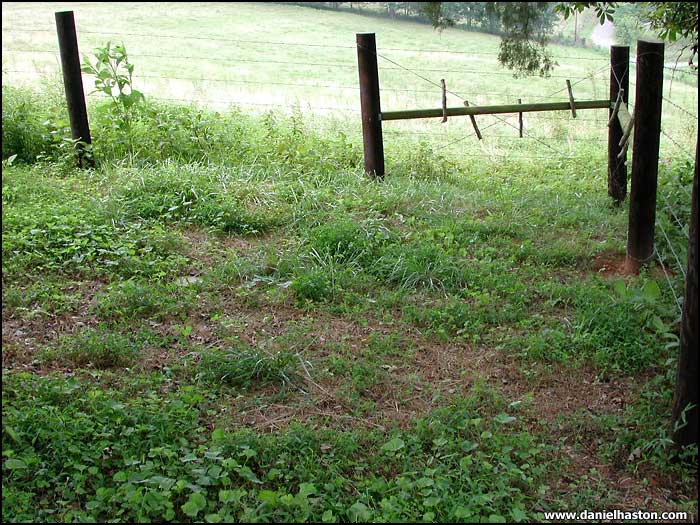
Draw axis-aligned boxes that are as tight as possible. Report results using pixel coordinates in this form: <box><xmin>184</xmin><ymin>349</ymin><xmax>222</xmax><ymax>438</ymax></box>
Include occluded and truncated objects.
<box><xmin>424</xmin><ymin>2</ymin><xmax>699</xmax><ymax>77</ymax></box>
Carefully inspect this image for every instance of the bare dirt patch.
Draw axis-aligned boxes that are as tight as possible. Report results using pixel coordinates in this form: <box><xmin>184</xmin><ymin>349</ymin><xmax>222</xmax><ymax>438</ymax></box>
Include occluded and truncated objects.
<box><xmin>2</xmin><ymin>279</ymin><xmax>106</xmax><ymax>370</ymax></box>
<box><xmin>588</xmin><ymin>250</ymin><xmax>678</xmax><ymax>279</ymax></box>
<box><xmin>181</xmin><ymin>227</ymin><xmax>278</xmax><ymax>265</ymax></box>
<box><xmin>590</xmin><ymin>251</ymin><xmax>637</xmax><ymax>277</ymax></box>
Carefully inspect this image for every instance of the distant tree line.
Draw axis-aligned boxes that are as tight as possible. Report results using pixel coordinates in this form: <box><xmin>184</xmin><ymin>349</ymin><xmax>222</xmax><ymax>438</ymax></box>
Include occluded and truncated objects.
<box><xmin>285</xmin><ymin>2</ymin><xmax>559</xmax><ymax>40</ymax></box>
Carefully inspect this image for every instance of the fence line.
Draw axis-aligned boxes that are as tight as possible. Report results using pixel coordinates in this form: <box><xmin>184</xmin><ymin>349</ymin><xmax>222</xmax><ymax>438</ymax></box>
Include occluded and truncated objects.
<box><xmin>657</xmin><ymin>221</ymin><xmax>688</xmax><ymax>280</ymax></box>
<box><xmin>664</xmin><ymin>65</ymin><xmax>698</xmax><ymax>75</ymax></box>
<box><xmin>146</xmin><ymin>96</ymin><xmax>357</xmax><ymax>112</ymax></box>
<box><xmin>3</xmin><ymin>49</ymin><xmax>608</xmax><ymax>80</ymax></box>
<box><xmin>2</xmin><ymin>27</ymin><xmax>614</xmax><ymax>62</ymax></box>
<box><xmin>1</xmin><ymin>66</ymin><xmax>613</xmax><ymax>102</ymax></box>
<box><xmin>2</xmin><ymin>28</ymin><xmax>695</xmax><ymax>176</ymax></box>
<box><xmin>383</xmin><ymin>130</ymin><xmax>605</xmax><ymax>142</ymax></box>
<box><xmin>363</xmin><ymin>41</ymin><xmax>577</xmax><ymax>157</ymax></box>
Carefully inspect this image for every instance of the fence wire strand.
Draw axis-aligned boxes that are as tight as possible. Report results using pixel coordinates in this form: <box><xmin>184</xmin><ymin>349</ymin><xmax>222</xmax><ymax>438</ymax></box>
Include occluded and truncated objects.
<box><xmin>654</xmin><ymin>245</ymin><xmax>684</xmax><ymax>313</ymax></box>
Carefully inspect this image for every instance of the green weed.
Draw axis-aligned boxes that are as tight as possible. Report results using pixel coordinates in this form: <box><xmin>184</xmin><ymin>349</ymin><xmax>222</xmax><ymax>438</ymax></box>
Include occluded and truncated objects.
<box><xmin>197</xmin><ymin>345</ymin><xmax>298</xmax><ymax>390</ymax></box>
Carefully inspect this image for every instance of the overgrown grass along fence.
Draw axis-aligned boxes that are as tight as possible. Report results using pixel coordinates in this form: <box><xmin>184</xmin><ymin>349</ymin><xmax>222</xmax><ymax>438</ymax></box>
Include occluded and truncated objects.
<box><xmin>2</xmin><ymin>5</ymin><xmax>698</xmax><ymax>522</ymax></box>
<box><xmin>2</xmin><ymin>6</ymin><xmax>697</xmax><ymax>312</ymax></box>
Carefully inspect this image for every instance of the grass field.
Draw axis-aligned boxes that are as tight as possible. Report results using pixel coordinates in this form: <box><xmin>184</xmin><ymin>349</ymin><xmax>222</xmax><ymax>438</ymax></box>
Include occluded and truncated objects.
<box><xmin>2</xmin><ymin>2</ymin><xmax>698</xmax><ymax>523</ymax></box>
<box><xmin>2</xmin><ymin>2</ymin><xmax>698</xmax><ymax>156</ymax></box>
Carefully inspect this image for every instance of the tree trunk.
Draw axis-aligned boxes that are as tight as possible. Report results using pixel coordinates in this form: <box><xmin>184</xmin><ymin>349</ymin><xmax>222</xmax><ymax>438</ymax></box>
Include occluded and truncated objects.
<box><xmin>672</xmin><ymin>138</ymin><xmax>698</xmax><ymax>448</ymax></box>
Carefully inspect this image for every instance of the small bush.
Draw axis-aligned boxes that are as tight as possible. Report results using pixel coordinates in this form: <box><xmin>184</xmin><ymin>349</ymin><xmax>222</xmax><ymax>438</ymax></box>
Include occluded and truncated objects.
<box><xmin>114</xmin><ymin>168</ymin><xmax>279</xmax><ymax>235</ymax></box>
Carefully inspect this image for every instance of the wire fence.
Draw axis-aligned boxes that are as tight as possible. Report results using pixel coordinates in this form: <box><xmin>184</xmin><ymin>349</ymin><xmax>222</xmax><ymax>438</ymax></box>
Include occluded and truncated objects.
<box><xmin>655</xmin><ymin>172</ymin><xmax>693</xmax><ymax>314</ymax></box>
<box><xmin>1</xmin><ymin>22</ymin><xmax>696</xmax><ymax>310</ymax></box>
<box><xmin>1</xmin><ymin>25</ymin><xmax>696</xmax><ymax>170</ymax></box>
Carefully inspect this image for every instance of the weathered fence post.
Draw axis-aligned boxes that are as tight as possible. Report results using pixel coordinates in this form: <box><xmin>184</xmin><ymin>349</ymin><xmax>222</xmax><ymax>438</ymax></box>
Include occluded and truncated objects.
<box><xmin>672</xmin><ymin>139</ymin><xmax>698</xmax><ymax>448</ymax></box>
<box><xmin>626</xmin><ymin>40</ymin><xmax>664</xmax><ymax>272</ymax></box>
<box><xmin>55</xmin><ymin>10</ymin><xmax>93</xmax><ymax>168</ymax></box>
<box><xmin>608</xmin><ymin>45</ymin><xmax>629</xmax><ymax>203</ymax></box>
<box><xmin>356</xmin><ymin>33</ymin><xmax>384</xmax><ymax>178</ymax></box>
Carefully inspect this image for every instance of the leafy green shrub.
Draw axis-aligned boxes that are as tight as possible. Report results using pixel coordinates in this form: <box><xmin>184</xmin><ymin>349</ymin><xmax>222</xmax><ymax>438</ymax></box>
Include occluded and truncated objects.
<box><xmin>514</xmin><ymin>280</ymin><xmax>678</xmax><ymax>373</ymax></box>
<box><xmin>404</xmin><ymin>298</ymin><xmax>486</xmax><ymax>339</ymax></box>
<box><xmin>388</xmin><ymin>140</ymin><xmax>454</xmax><ymax>180</ymax></box>
<box><xmin>572</xmin><ymin>280</ymin><xmax>673</xmax><ymax>373</ymax></box>
<box><xmin>308</xmin><ymin>221</ymin><xmax>370</xmax><ymax>262</ymax></box>
<box><xmin>197</xmin><ymin>345</ymin><xmax>297</xmax><ymax>390</ymax></box>
<box><xmin>260</xmin><ymin>110</ymin><xmax>361</xmax><ymax>173</ymax></box>
<box><xmin>600</xmin><ymin>370</ymin><xmax>698</xmax><ymax>480</ymax></box>
<box><xmin>2</xmin><ymin>373</ymin><xmax>204</xmax><ymax>523</ymax></box>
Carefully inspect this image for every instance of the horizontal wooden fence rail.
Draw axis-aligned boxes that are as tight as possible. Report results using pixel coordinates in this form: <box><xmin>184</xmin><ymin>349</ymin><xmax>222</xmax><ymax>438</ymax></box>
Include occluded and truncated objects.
<box><xmin>380</xmin><ymin>99</ymin><xmax>612</xmax><ymax>121</ymax></box>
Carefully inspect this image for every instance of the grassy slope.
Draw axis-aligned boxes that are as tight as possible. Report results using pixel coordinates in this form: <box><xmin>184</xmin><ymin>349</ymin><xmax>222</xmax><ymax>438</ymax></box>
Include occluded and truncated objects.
<box><xmin>2</xmin><ymin>2</ymin><xmax>698</xmax><ymax>523</ymax></box>
<box><xmin>1</xmin><ymin>2</ymin><xmax>697</xmax><ymax>155</ymax></box>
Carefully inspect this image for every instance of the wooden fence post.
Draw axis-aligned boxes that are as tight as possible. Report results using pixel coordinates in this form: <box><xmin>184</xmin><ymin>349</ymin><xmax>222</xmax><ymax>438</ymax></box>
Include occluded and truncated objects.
<box><xmin>626</xmin><ymin>40</ymin><xmax>664</xmax><ymax>272</ymax></box>
<box><xmin>356</xmin><ymin>33</ymin><xmax>384</xmax><ymax>178</ymax></box>
<box><xmin>672</xmin><ymin>139</ymin><xmax>698</xmax><ymax>448</ymax></box>
<box><xmin>608</xmin><ymin>45</ymin><xmax>629</xmax><ymax>203</ymax></box>
<box><xmin>55</xmin><ymin>10</ymin><xmax>94</xmax><ymax>168</ymax></box>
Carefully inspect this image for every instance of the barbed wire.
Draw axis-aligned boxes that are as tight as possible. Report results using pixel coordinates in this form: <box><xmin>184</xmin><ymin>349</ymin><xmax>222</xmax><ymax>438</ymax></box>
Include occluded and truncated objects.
<box><xmin>383</xmin><ymin>129</ymin><xmax>605</xmax><ymax>142</ymax></box>
<box><xmin>2</xmin><ymin>27</ymin><xmax>613</xmax><ymax>62</ymax></box>
<box><xmin>660</xmin><ymin>129</ymin><xmax>697</xmax><ymax>160</ymax></box>
<box><xmin>1</xmin><ymin>65</ymin><xmax>612</xmax><ymax>104</ymax></box>
<box><xmin>2</xmin><ymin>47</ymin><xmax>608</xmax><ymax>80</ymax></box>
<box><xmin>1</xmin><ymin>31</ymin><xmax>690</xmax><ymax>166</ymax></box>
<box><xmin>2</xmin><ymin>49</ymin><xmax>57</xmax><ymax>55</ymax></box>
<box><xmin>657</xmin><ymin>221</ymin><xmax>687</xmax><ymax>280</ymax></box>
<box><xmin>146</xmin><ymin>96</ymin><xmax>356</xmax><ymax>112</ymax></box>
<box><xmin>664</xmin><ymin>65</ymin><xmax>698</xmax><ymax>75</ymax></box>
<box><xmin>541</xmin><ymin>63</ymin><xmax>611</xmax><ymax>99</ymax></box>
<box><xmin>662</xmin><ymin>95</ymin><xmax>698</xmax><ymax>119</ymax></box>
<box><xmin>658</xmin><ymin>191</ymin><xmax>689</xmax><ymax>234</ymax></box>
<box><xmin>654</xmin><ymin>245</ymin><xmax>683</xmax><ymax>313</ymax></box>
<box><xmin>358</xmin><ymin>42</ymin><xmax>592</xmax><ymax>157</ymax></box>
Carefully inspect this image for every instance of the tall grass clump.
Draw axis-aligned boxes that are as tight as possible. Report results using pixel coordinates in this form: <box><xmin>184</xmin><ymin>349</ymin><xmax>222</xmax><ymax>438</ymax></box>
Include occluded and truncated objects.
<box><xmin>1</xmin><ymin>86</ymin><xmax>65</xmax><ymax>163</ymax></box>
<box><xmin>197</xmin><ymin>344</ymin><xmax>297</xmax><ymax>390</ymax></box>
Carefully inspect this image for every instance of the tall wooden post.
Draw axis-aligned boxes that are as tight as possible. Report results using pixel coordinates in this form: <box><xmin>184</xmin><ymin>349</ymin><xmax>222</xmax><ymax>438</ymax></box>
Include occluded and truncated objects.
<box><xmin>672</xmin><ymin>139</ymin><xmax>698</xmax><ymax>448</ymax></box>
<box><xmin>626</xmin><ymin>40</ymin><xmax>664</xmax><ymax>272</ymax></box>
<box><xmin>608</xmin><ymin>45</ymin><xmax>629</xmax><ymax>203</ymax></box>
<box><xmin>55</xmin><ymin>10</ymin><xmax>93</xmax><ymax>168</ymax></box>
<box><xmin>356</xmin><ymin>33</ymin><xmax>384</xmax><ymax>178</ymax></box>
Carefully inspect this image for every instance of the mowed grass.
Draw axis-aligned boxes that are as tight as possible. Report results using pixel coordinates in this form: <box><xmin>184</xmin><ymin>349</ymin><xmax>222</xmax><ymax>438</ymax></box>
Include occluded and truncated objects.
<box><xmin>2</xmin><ymin>2</ymin><xmax>698</xmax><ymax>523</ymax></box>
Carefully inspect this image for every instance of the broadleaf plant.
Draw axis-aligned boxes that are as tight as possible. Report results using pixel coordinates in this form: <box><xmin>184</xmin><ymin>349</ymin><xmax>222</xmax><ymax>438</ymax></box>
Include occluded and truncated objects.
<box><xmin>81</xmin><ymin>42</ymin><xmax>144</xmax><ymax>156</ymax></box>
